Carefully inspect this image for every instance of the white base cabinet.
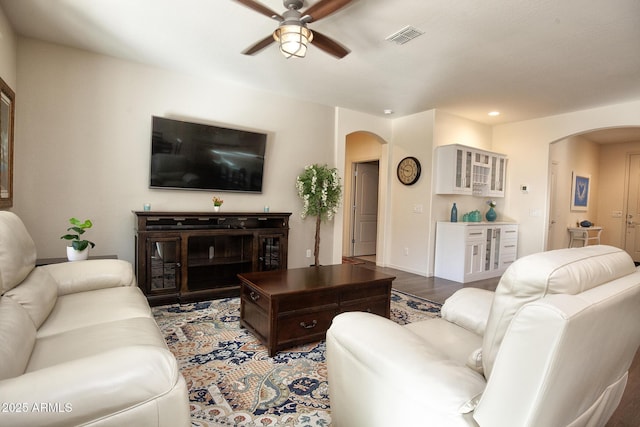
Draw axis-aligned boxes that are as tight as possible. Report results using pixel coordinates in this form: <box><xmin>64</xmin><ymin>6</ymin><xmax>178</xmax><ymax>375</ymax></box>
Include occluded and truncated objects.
<box><xmin>434</xmin><ymin>221</ymin><xmax>518</xmax><ymax>283</ymax></box>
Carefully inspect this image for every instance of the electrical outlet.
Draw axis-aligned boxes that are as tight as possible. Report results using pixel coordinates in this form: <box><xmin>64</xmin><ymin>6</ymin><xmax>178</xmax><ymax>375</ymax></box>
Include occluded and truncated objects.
<box><xmin>306</xmin><ymin>249</ymin><xmax>311</xmax><ymax>258</ymax></box>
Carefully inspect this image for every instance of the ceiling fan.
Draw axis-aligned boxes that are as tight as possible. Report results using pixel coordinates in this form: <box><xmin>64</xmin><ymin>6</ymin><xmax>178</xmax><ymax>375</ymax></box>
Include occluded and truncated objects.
<box><xmin>234</xmin><ymin>0</ymin><xmax>352</xmax><ymax>59</ymax></box>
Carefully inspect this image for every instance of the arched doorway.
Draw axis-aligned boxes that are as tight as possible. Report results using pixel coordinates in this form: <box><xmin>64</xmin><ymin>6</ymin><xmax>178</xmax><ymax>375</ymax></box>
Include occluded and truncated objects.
<box><xmin>546</xmin><ymin>126</ymin><xmax>640</xmax><ymax>261</ymax></box>
<box><xmin>343</xmin><ymin>131</ymin><xmax>386</xmax><ymax>261</ymax></box>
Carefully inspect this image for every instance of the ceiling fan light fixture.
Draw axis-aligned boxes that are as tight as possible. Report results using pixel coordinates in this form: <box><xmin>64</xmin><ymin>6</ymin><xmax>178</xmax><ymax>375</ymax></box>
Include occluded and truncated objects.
<box><xmin>273</xmin><ymin>24</ymin><xmax>313</xmax><ymax>58</ymax></box>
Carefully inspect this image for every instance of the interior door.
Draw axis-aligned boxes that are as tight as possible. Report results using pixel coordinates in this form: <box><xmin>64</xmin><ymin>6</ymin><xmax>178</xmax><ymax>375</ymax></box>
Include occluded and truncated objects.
<box><xmin>547</xmin><ymin>161</ymin><xmax>563</xmax><ymax>249</ymax></box>
<box><xmin>624</xmin><ymin>154</ymin><xmax>640</xmax><ymax>262</ymax></box>
<box><xmin>352</xmin><ymin>161</ymin><xmax>379</xmax><ymax>256</ymax></box>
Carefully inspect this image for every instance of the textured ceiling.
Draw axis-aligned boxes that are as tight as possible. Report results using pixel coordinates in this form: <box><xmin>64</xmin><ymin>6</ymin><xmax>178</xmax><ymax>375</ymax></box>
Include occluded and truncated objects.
<box><xmin>2</xmin><ymin>0</ymin><xmax>640</xmax><ymax>134</ymax></box>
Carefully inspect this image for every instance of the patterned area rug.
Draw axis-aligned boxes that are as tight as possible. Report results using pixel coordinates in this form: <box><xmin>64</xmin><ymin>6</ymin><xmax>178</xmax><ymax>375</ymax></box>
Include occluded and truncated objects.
<box><xmin>152</xmin><ymin>290</ymin><xmax>441</xmax><ymax>426</ymax></box>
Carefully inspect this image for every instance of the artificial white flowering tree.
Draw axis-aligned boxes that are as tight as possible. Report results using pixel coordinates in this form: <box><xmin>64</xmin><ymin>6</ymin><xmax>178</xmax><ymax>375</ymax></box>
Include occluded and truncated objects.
<box><xmin>296</xmin><ymin>164</ymin><xmax>342</xmax><ymax>266</ymax></box>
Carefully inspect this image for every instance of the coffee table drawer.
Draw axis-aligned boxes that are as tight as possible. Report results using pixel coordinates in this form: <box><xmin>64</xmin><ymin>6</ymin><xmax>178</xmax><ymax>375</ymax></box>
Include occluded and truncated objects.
<box><xmin>341</xmin><ymin>295</ymin><xmax>389</xmax><ymax>317</ymax></box>
<box><xmin>278</xmin><ymin>292</ymin><xmax>339</xmax><ymax>312</ymax></box>
<box><xmin>277</xmin><ymin>308</ymin><xmax>337</xmax><ymax>342</ymax></box>
<box><xmin>341</xmin><ymin>282</ymin><xmax>390</xmax><ymax>301</ymax></box>
<box><xmin>242</xmin><ymin>299</ymin><xmax>269</xmax><ymax>340</ymax></box>
<box><xmin>241</xmin><ymin>285</ymin><xmax>269</xmax><ymax>312</ymax></box>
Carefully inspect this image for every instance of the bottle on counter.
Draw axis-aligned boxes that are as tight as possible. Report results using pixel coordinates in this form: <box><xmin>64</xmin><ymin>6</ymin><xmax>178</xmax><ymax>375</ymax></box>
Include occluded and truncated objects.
<box><xmin>451</xmin><ymin>203</ymin><xmax>458</xmax><ymax>222</ymax></box>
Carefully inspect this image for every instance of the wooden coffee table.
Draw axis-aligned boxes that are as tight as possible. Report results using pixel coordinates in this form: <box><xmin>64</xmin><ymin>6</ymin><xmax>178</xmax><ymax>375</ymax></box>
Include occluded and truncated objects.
<box><xmin>238</xmin><ymin>264</ymin><xmax>395</xmax><ymax>356</ymax></box>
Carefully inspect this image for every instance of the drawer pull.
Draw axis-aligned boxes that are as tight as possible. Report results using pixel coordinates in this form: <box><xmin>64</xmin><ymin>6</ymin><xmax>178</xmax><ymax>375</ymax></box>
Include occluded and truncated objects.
<box><xmin>250</xmin><ymin>291</ymin><xmax>260</xmax><ymax>302</ymax></box>
<box><xmin>299</xmin><ymin>320</ymin><xmax>318</xmax><ymax>329</ymax></box>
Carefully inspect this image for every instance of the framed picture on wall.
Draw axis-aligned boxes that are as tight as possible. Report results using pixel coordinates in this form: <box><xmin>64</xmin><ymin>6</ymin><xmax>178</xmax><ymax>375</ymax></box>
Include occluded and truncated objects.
<box><xmin>0</xmin><ymin>77</ymin><xmax>15</xmax><ymax>209</ymax></box>
<box><xmin>571</xmin><ymin>172</ymin><xmax>590</xmax><ymax>211</ymax></box>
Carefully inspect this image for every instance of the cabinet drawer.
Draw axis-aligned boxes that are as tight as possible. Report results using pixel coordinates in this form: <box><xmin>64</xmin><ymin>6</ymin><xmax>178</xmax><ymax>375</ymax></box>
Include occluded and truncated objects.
<box><xmin>241</xmin><ymin>284</ymin><xmax>269</xmax><ymax>312</ymax></box>
<box><xmin>242</xmin><ymin>299</ymin><xmax>269</xmax><ymax>340</ymax></box>
<box><xmin>341</xmin><ymin>296</ymin><xmax>389</xmax><ymax>317</ymax></box>
<box><xmin>499</xmin><ymin>252</ymin><xmax>517</xmax><ymax>269</ymax></box>
<box><xmin>466</xmin><ymin>228</ymin><xmax>486</xmax><ymax>241</ymax></box>
<box><xmin>502</xmin><ymin>225</ymin><xmax>518</xmax><ymax>238</ymax></box>
<box><xmin>500</xmin><ymin>241</ymin><xmax>518</xmax><ymax>255</ymax></box>
<box><xmin>277</xmin><ymin>308</ymin><xmax>337</xmax><ymax>342</ymax></box>
<box><xmin>278</xmin><ymin>291</ymin><xmax>339</xmax><ymax>312</ymax></box>
<box><xmin>341</xmin><ymin>282</ymin><xmax>390</xmax><ymax>301</ymax></box>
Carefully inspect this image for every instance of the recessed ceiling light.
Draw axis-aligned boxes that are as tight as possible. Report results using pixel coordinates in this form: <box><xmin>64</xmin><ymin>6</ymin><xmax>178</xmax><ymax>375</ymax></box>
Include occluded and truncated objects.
<box><xmin>384</xmin><ymin>109</ymin><xmax>394</xmax><ymax>115</ymax></box>
<box><xmin>488</xmin><ymin>111</ymin><xmax>500</xmax><ymax>116</ymax></box>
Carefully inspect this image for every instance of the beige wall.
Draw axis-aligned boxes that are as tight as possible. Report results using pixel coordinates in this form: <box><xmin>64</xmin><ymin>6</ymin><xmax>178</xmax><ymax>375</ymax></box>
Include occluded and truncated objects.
<box><xmin>597</xmin><ymin>140</ymin><xmax>640</xmax><ymax>247</ymax></box>
<box><xmin>548</xmin><ymin>135</ymin><xmax>600</xmax><ymax>248</ymax></box>
<box><xmin>13</xmin><ymin>38</ymin><xmax>337</xmax><ymax>268</ymax></box>
<box><xmin>0</xmin><ymin>6</ymin><xmax>16</xmax><ymax>89</ymax></box>
<box><xmin>493</xmin><ymin>100</ymin><xmax>640</xmax><ymax>257</ymax></box>
<box><xmin>6</xmin><ymin>13</ymin><xmax>640</xmax><ymax>276</ymax></box>
<box><xmin>386</xmin><ymin>110</ymin><xmax>435</xmax><ymax>275</ymax></box>
<box><xmin>342</xmin><ymin>132</ymin><xmax>384</xmax><ymax>257</ymax></box>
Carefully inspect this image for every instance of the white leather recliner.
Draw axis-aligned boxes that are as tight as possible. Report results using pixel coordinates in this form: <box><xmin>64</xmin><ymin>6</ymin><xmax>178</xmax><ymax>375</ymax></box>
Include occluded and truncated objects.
<box><xmin>327</xmin><ymin>245</ymin><xmax>640</xmax><ymax>426</ymax></box>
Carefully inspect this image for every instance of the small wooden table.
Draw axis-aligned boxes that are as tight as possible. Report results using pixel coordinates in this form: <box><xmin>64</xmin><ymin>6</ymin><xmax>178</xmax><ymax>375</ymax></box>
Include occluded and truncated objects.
<box><xmin>238</xmin><ymin>264</ymin><xmax>395</xmax><ymax>356</ymax></box>
<box><xmin>568</xmin><ymin>226</ymin><xmax>603</xmax><ymax>247</ymax></box>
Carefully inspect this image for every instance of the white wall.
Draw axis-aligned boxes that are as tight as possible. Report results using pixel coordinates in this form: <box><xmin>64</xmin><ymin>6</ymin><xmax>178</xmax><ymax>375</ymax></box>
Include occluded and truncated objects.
<box><xmin>13</xmin><ymin>38</ymin><xmax>337</xmax><ymax>267</ymax></box>
<box><xmin>493</xmin><ymin>100</ymin><xmax>640</xmax><ymax>257</ymax></box>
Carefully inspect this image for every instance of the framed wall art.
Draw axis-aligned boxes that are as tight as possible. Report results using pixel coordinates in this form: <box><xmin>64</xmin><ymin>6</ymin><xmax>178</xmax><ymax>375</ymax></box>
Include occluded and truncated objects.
<box><xmin>570</xmin><ymin>172</ymin><xmax>590</xmax><ymax>212</ymax></box>
<box><xmin>0</xmin><ymin>77</ymin><xmax>15</xmax><ymax>209</ymax></box>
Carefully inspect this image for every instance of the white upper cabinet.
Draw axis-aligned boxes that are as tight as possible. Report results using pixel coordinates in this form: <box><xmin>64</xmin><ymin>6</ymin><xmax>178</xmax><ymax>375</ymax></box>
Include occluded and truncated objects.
<box><xmin>435</xmin><ymin>144</ymin><xmax>507</xmax><ymax>197</ymax></box>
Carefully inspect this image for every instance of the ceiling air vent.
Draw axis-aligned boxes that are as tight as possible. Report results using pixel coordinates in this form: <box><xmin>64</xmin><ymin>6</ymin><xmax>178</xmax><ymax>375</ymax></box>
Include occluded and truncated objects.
<box><xmin>385</xmin><ymin>25</ymin><xmax>424</xmax><ymax>45</ymax></box>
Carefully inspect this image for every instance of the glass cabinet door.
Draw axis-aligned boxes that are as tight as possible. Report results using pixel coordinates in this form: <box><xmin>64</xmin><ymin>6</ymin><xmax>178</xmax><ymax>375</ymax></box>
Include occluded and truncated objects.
<box><xmin>147</xmin><ymin>237</ymin><xmax>180</xmax><ymax>294</ymax></box>
<box><xmin>455</xmin><ymin>148</ymin><xmax>473</xmax><ymax>191</ymax></box>
<box><xmin>259</xmin><ymin>234</ymin><xmax>283</xmax><ymax>271</ymax></box>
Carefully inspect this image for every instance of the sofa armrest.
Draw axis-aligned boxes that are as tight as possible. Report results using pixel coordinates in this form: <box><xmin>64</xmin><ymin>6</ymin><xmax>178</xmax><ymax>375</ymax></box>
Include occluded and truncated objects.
<box><xmin>0</xmin><ymin>346</ymin><xmax>183</xmax><ymax>427</ymax></box>
<box><xmin>40</xmin><ymin>259</ymin><xmax>136</xmax><ymax>296</ymax></box>
<box><xmin>327</xmin><ymin>312</ymin><xmax>486</xmax><ymax>426</ymax></box>
<box><xmin>441</xmin><ymin>287</ymin><xmax>494</xmax><ymax>336</ymax></box>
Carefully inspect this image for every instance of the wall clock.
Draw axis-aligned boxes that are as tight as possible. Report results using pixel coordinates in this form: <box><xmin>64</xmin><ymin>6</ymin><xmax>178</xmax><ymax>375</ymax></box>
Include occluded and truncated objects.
<box><xmin>397</xmin><ymin>156</ymin><xmax>421</xmax><ymax>185</ymax></box>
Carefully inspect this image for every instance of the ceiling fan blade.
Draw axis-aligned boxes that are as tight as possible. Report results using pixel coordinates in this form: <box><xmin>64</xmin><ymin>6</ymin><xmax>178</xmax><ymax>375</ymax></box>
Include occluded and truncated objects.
<box><xmin>242</xmin><ymin>34</ymin><xmax>276</xmax><ymax>55</ymax></box>
<box><xmin>234</xmin><ymin>0</ymin><xmax>282</xmax><ymax>20</ymax></box>
<box><xmin>311</xmin><ymin>31</ymin><xmax>350</xmax><ymax>58</ymax></box>
<box><xmin>302</xmin><ymin>0</ymin><xmax>353</xmax><ymax>23</ymax></box>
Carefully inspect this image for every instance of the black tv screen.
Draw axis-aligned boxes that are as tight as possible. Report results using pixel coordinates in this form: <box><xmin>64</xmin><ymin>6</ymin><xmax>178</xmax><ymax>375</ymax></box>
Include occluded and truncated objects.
<box><xmin>150</xmin><ymin>116</ymin><xmax>266</xmax><ymax>193</ymax></box>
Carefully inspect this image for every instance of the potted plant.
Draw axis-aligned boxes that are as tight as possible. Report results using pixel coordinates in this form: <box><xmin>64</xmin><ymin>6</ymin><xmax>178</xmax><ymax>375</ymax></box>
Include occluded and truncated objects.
<box><xmin>296</xmin><ymin>164</ymin><xmax>342</xmax><ymax>266</ymax></box>
<box><xmin>60</xmin><ymin>217</ymin><xmax>95</xmax><ymax>261</ymax></box>
<box><xmin>212</xmin><ymin>196</ymin><xmax>224</xmax><ymax>212</ymax></box>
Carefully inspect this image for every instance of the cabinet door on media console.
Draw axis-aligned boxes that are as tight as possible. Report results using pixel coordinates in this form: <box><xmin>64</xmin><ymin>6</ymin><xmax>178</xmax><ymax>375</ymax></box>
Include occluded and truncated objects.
<box><xmin>258</xmin><ymin>233</ymin><xmax>287</xmax><ymax>271</ymax></box>
<box><xmin>141</xmin><ymin>235</ymin><xmax>181</xmax><ymax>304</ymax></box>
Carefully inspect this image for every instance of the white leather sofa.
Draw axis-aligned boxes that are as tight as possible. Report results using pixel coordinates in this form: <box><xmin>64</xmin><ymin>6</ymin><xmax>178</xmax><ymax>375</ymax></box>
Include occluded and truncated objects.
<box><xmin>327</xmin><ymin>245</ymin><xmax>640</xmax><ymax>427</ymax></box>
<box><xmin>0</xmin><ymin>211</ymin><xmax>190</xmax><ymax>427</ymax></box>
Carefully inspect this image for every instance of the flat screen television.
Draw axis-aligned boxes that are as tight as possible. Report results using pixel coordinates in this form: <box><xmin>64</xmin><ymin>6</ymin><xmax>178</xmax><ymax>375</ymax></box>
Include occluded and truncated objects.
<box><xmin>149</xmin><ymin>116</ymin><xmax>267</xmax><ymax>193</ymax></box>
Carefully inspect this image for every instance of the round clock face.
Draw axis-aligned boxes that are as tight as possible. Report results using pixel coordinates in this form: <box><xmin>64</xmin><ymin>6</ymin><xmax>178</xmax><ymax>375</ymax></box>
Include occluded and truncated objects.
<box><xmin>397</xmin><ymin>156</ymin><xmax>421</xmax><ymax>185</ymax></box>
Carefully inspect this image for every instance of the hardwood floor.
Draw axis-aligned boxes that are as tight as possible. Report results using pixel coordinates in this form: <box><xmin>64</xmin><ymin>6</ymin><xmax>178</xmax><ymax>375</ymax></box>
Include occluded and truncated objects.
<box><xmin>349</xmin><ymin>259</ymin><xmax>640</xmax><ymax>427</ymax></box>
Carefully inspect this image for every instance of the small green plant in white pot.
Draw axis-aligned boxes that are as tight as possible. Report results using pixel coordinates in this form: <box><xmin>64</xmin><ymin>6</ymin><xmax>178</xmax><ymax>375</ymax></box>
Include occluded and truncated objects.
<box><xmin>60</xmin><ymin>217</ymin><xmax>95</xmax><ymax>261</ymax></box>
